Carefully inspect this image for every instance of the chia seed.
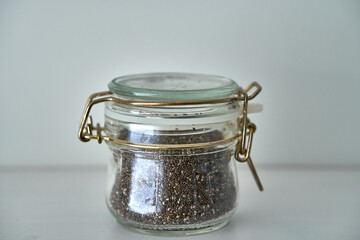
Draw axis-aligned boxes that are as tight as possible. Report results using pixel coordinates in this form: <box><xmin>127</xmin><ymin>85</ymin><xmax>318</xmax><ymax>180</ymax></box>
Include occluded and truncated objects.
<box><xmin>108</xmin><ymin>130</ymin><xmax>237</xmax><ymax>228</ymax></box>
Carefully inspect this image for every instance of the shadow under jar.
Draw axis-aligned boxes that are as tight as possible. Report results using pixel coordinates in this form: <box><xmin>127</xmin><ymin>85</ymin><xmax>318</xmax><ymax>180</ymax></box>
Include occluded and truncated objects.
<box><xmin>78</xmin><ymin>73</ymin><xmax>263</xmax><ymax>236</ymax></box>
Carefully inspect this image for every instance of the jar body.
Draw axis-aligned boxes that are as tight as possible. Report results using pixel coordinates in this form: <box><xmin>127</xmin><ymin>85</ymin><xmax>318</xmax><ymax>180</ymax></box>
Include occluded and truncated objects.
<box><xmin>104</xmin><ymin>101</ymin><xmax>240</xmax><ymax>235</ymax></box>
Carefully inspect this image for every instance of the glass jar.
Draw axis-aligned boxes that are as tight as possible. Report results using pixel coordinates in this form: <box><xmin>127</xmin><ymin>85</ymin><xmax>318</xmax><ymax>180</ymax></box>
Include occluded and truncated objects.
<box><xmin>78</xmin><ymin>73</ymin><xmax>263</xmax><ymax>236</ymax></box>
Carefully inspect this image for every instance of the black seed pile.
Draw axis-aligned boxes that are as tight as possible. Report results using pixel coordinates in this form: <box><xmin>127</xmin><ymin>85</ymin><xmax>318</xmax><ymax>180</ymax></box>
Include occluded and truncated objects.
<box><xmin>109</xmin><ymin>130</ymin><xmax>237</xmax><ymax>227</ymax></box>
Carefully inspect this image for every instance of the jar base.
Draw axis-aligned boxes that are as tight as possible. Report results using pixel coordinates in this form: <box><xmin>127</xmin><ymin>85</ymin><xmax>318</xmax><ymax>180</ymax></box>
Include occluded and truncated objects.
<box><xmin>107</xmin><ymin>199</ymin><xmax>233</xmax><ymax>236</ymax></box>
<box><xmin>117</xmin><ymin>218</ymin><xmax>230</xmax><ymax>236</ymax></box>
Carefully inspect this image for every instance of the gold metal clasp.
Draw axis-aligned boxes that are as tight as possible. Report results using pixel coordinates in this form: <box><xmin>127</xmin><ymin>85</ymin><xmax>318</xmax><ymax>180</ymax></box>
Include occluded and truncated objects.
<box><xmin>235</xmin><ymin>82</ymin><xmax>264</xmax><ymax>191</ymax></box>
<box><xmin>79</xmin><ymin>82</ymin><xmax>262</xmax><ymax>144</ymax></box>
<box><xmin>78</xmin><ymin>91</ymin><xmax>113</xmax><ymax>143</ymax></box>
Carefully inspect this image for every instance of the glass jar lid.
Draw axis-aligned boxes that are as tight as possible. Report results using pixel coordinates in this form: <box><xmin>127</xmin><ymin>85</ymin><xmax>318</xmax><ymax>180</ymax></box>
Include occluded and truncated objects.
<box><xmin>108</xmin><ymin>73</ymin><xmax>239</xmax><ymax>101</ymax></box>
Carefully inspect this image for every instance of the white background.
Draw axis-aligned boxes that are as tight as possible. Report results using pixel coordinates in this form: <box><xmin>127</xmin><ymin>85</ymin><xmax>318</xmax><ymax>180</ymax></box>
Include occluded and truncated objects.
<box><xmin>1</xmin><ymin>1</ymin><xmax>360</xmax><ymax>240</ymax></box>
<box><xmin>1</xmin><ymin>0</ymin><xmax>360</xmax><ymax>167</ymax></box>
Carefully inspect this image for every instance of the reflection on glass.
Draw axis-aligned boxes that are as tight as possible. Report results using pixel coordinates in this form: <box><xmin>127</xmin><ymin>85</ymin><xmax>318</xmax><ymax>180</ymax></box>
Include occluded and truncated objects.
<box><xmin>128</xmin><ymin>157</ymin><xmax>163</xmax><ymax>215</ymax></box>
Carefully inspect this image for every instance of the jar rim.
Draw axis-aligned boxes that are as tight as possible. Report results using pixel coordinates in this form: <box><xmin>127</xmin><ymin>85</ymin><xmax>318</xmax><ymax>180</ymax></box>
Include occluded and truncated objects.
<box><xmin>108</xmin><ymin>73</ymin><xmax>239</xmax><ymax>101</ymax></box>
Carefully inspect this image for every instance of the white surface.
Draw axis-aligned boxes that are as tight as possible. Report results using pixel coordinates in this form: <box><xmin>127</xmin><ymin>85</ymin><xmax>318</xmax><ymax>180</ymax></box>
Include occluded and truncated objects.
<box><xmin>1</xmin><ymin>0</ymin><xmax>360</xmax><ymax>166</ymax></box>
<box><xmin>1</xmin><ymin>165</ymin><xmax>359</xmax><ymax>240</ymax></box>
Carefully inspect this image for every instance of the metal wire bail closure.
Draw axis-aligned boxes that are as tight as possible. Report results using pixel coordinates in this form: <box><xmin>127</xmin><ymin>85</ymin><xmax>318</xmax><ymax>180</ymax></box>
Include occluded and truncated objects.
<box><xmin>78</xmin><ymin>82</ymin><xmax>263</xmax><ymax>191</ymax></box>
<box><xmin>234</xmin><ymin>84</ymin><xmax>264</xmax><ymax>191</ymax></box>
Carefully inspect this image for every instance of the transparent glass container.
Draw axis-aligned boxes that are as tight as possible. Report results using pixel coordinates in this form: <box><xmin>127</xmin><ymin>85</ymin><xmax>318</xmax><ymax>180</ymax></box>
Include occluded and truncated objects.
<box><xmin>78</xmin><ymin>73</ymin><xmax>263</xmax><ymax>236</ymax></box>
